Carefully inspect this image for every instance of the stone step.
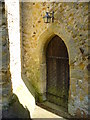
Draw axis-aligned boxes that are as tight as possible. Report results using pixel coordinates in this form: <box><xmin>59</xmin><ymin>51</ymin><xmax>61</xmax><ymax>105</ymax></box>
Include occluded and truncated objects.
<box><xmin>36</xmin><ymin>101</ymin><xmax>73</xmax><ymax>119</ymax></box>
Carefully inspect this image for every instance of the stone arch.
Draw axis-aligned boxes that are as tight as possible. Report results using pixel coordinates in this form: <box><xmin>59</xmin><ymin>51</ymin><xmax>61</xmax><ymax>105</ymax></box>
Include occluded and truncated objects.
<box><xmin>38</xmin><ymin>23</ymin><xmax>78</xmax><ymax>66</ymax></box>
<box><xmin>37</xmin><ymin>23</ymin><xmax>79</xmax><ymax>113</ymax></box>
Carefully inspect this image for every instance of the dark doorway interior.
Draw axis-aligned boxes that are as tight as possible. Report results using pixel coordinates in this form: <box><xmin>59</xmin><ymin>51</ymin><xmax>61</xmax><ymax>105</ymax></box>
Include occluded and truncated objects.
<box><xmin>46</xmin><ymin>35</ymin><xmax>69</xmax><ymax>109</ymax></box>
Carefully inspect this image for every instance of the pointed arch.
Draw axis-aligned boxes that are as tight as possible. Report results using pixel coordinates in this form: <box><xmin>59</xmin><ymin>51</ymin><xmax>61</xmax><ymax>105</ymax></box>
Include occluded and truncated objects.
<box><xmin>37</xmin><ymin>23</ymin><xmax>79</xmax><ymax>114</ymax></box>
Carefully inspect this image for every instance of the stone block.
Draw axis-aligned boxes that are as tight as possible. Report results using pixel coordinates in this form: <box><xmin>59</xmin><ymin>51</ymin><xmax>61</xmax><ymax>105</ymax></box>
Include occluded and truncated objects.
<box><xmin>76</xmin><ymin>108</ymin><xmax>82</xmax><ymax>118</ymax></box>
<box><xmin>71</xmin><ymin>69</ymin><xmax>84</xmax><ymax>79</ymax></box>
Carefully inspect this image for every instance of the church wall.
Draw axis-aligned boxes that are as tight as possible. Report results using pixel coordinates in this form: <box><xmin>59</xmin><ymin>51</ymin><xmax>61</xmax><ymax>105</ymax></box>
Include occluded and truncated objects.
<box><xmin>0</xmin><ymin>1</ymin><xmax>12</xmax><ymax>117</ymax></box>
<box><xmin>22</xmin><ymin>2</ymin><xmax>89</xmax><ymax>117</ymax></box>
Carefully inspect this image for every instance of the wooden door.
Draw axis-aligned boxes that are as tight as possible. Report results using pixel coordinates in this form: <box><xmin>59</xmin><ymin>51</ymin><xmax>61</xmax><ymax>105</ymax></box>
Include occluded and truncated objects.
<box><xmin>46</xmin><ymin>35</ymin><xmax>69</xmax><ymax>108</ymax></box>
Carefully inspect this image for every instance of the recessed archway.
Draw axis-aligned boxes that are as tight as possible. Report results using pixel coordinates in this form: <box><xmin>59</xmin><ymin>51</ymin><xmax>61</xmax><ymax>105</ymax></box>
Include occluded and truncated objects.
<box><xmin>37</xmin><ymin>23</ymin><xmax>79</xmax><ymax>115</ymax></box>
<box><xmin>46</xmin><ymin>35</ymin><xmax>69</xmax><ymax>109</ymax></box>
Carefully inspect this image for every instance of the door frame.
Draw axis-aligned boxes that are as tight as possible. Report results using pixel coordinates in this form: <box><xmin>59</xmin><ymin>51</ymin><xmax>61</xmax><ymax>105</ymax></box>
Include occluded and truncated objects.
<box><xmin>37</xmin><ymin>23</ymin><xmax>79</xmax><ymax>115</ymax></box>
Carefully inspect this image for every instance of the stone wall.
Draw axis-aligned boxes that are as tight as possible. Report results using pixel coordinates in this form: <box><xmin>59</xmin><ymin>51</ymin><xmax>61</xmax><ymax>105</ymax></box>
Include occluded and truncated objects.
<box><xmin>5</xmin><ymin>1</ymin><xmax>35</xmax><ymax>117</ymax></box>
<box><xmin>0</xmin><ymin>1</ymin><xmax>12</xmax><ymax>116</ymax></box>
<box><xmin>21</xmin><ymin>2</ymin><xmax>89</xmax><ymax>118</ymax></box>
<box><xmin>0</xmin><ymin>2</ymin><xmax>31</xmax><ymax>118</ymax></box>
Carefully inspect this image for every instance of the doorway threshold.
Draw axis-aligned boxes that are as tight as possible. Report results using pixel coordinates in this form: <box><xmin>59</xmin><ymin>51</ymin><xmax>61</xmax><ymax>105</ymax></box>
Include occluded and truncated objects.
<box><xmin>36</xmin><ymin>101</ymin><xmax>73</xmax><ymax>119</ymax></box>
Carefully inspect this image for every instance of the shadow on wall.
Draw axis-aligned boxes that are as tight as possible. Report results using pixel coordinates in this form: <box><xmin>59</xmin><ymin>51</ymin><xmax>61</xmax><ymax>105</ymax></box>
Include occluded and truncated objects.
<box><xmin>2</xmin><ymin>94</ymin><xmax>31</xmax><ymax>119</ymax></box>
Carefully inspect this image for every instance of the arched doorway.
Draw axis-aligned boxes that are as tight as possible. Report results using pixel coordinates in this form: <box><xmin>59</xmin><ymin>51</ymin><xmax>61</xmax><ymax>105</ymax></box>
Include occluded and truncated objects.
<box><xmin>46</xmin><ymin>35</ymin><xmax>69</xmax><ymax>109</ymax></box>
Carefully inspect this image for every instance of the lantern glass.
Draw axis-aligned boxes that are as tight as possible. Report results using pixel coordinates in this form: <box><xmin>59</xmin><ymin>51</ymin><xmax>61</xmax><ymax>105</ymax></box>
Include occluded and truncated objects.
<box><xmin>47</xmin><ymin>17</ymin><xmax>51</xmax><ymax>23</ymax></box>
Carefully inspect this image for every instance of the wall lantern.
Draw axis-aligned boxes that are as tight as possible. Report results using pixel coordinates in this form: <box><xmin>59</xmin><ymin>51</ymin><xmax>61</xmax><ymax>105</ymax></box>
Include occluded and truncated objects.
<box><xmin>43</xmin><ymin>11</ymin><xmax>54</xmax><ymax>23</ymax></box>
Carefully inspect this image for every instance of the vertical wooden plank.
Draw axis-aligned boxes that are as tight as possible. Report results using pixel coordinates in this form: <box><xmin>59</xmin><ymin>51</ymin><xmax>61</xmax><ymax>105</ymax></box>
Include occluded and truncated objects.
<box><xmin>46</xmin><ymin>35</ymin><xmax>69</xmax><ymax>108</ymax></box>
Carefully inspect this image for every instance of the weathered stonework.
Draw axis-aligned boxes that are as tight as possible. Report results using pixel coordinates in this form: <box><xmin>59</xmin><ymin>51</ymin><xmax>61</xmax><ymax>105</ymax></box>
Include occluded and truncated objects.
<box><xmin>0</xmin><ymin>3</ymin><xmax>13</xmax><ymax>119</ymax></box>
<box><xmin>0</xmin><ymin>2</ymin><xmax>12</xmax><ymax>110</ymax></box>
<box><xmin>5</xmin><ymin>1</ymin><xmax>35</xmax><ymax>117</ymax></box>
<box><xmin>21</xmin><ymin>2</ymin><xmax>89</xmax><ymax>118</ymax></box>
<box><xmin>0</xmin><ymin>2</ymin><xmax>31</xmax><ymax>118</ymax></box>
